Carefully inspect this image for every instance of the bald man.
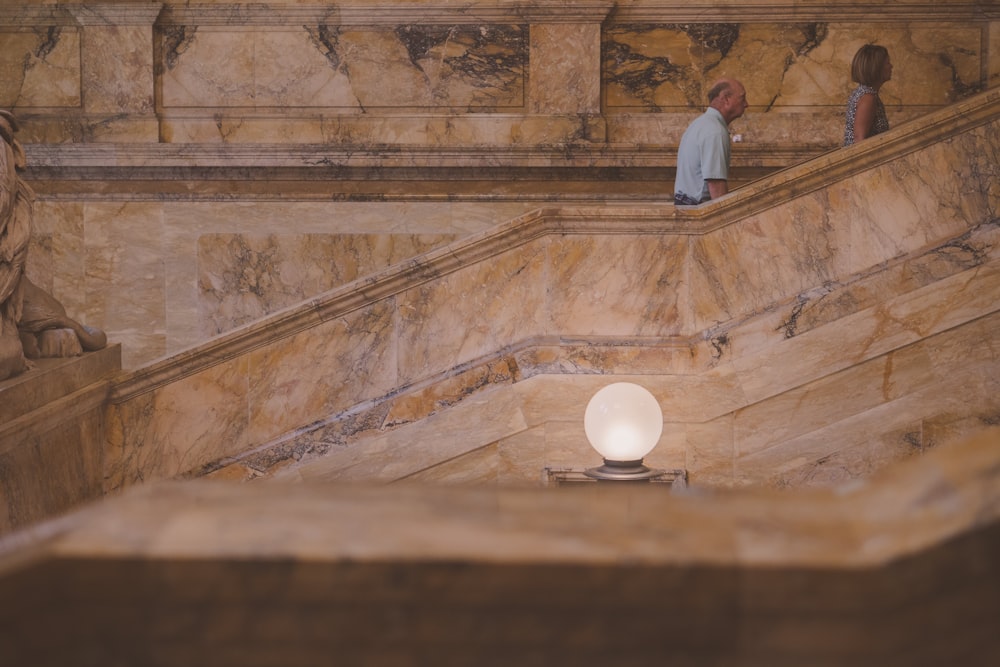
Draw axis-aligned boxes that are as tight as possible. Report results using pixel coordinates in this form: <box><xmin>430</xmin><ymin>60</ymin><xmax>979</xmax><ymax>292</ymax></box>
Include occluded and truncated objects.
<box><xmin>673</xmin><ymin>78</ymin><xmax>748</xmax><ymax>206</ymax></box>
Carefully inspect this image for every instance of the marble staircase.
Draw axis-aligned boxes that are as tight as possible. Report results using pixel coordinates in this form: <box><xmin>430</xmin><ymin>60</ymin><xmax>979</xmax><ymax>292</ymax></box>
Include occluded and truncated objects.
<box><xmin>0</xmin><ymin>67</ymin><xmax>998</xmax><ymax>667</ymax></box>
<box><xmin>101</xmin><ymin>88</ymin><xmax>1000</xmax><ymax>493</ymax></box>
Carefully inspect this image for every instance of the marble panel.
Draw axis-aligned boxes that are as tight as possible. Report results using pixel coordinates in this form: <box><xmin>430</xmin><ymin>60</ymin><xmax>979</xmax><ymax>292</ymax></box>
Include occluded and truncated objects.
<box><xmin>841</xmin><ymin>158</ymin><xmax>985</xmax><ymax>275</ymax></box>
<box><xmin>336</xmin><ymin>25</ymin><xmax>526</xmax><ymax>110</ymax></box>
<box><xmin>161</xmin><ymin>112</ymin><xmax>597</xmax><ymax>145</ymax></box>
<box><xmin>0</xmin><ymin>407</ymin><xmax>104</xmax><ymax>536</ymax></box>
<box><xmin>548</xmin><ymin>234</ymin><xmax>688</xmax><ymax>337</ymax></box>
<box><xmin>396</xmin><ymin>239</ymin><xmax>549</xmax><ymax>386</ymax></box>
<box><xmin>717</xmin><ymin>218</ymin><xmax>1000</xmax><ymax>368</ymax></box>
<box><xmin>25</xmin><ymin>232</ymin><xmax>53</xmax><ymax>293</ymax></box>
<box><xmin>82</xmin><ymin>25</ymin><xmax>153</xmax><ymax>114</ymax></box>
<box><xmin>689</xmin><ymin>190</ymin><xmax>843</xmax><ymax>328</ymax></box>
<box><xmin>160</xmin><ymin>28</ymin><xmax>257</xmax><ymax>107</ymax></box>
<box><xmin>991</xmin><ymin>22</ymin><xmax>1000</xmax><ymax>89</ymax></box>
<box><xmin>105</xmin><ymin>354</ymin><xmax>251</xmax><ymax>491</ymax></box>
<box><xmin>732</xmin><ymin>258</ymin><xmax>1000</xmax><ymax>406</ymax></box>
<box><xmin>640</xmin><ymin>420</ymin><xmax>687</xmax><ymax>473</ymax></box>
<box><xmin>0</xmin><ymin>27</ymin><xmax>81</xmax><ymax>108</ymax></box>
<box><xmin>118</xmin><ymin>332</ymin><xmax>168</xmax><ymax>370</ymax></box>
<box><xmin>513</xmin><ymin>375</ymin><xmax>615</xmax><ymax>429</ymax></box>
<box><xmin>32</xmin><ymin>201</ymin><xmax>84</xmax><ymax>316</ymax></box>
<box><xmin>404</xmin><ymin>443</ymin><xmax>500</xmax><ymax>485</ymax></box>
<box><xmin>252</xmin><ymin>29</ymin><xmax>358</xmax><ymax>108</ymax></box>
<box><xmin>286</xmin><ymin>383</ymin><xmax>528</xmax><ymax>483</ymax></box>
<box><xmin>197</xmin><ymin>232</ymin><xmax>456</xmax><ymax>337</ymax></box>
<box><xmin>530</xmin><ymin>23</ymin><xmax>600</xmax><ymax>114</ymax></box>
<box><xmin>539</xmin><ymin>419</ymin><xmax>596</xmax><ymax>471</ymax></box>
<box><xmin>154</xmin><ymin>201</ymin><xmax>530</xmax><ymax>365</ymax></box>
<box><xmin>603</xmin><ymin>23</ymin><xmax>985</xmax><ymax>111</ymax></box>
<box><xmin>922</xmin><ymin>311</ymin><xmax>1000</xmax><ymax>388</ymax></box>
<box><xmin>161</xmin><ymin>24</ymin><xmax>526</xmax><ymax>111</ymax></box>
<box><xmin>83</xmin><ymin>202</ymin><xmax>166</xmax><ymax>346</ymax></box>
<box><xmin>246</xmin><ymin>300</ymin><xmax>398</xmax><ymax>446</ymax></box>
<box><xmin>734</xmin><ymin>316</ymin><xmax>1000</xmax><ymax>489</ymax></box>
<box><xmin>920</xmin><ymin>368</ymin><xmax>1000</xmax><ymax>453</ymax></box>
<box><xmin>685</xmin><ymin>416</ymin><xmax>734</xmax><ymax>486</ymax></box>
<box><xmin>734</xmin><ymin>341</ymin><xmax>938</xmax><ymax>460</ymax></box>
<box><xmin>737</xmin><ymin>359</ymin><xmax>1000</xmax><ymax>489</ymax></box>
<box><xmin>933</xmin><ymin>124</ymin><xmax>1000</xmax><ymax>228</ymax></box>
<box><xmin>496</xmin><ymin>425</ymin><xmax>547</xmax><ymax>486</ymax></box>
<box><xmin>604</xmin><ymin>23</ymin><xmax>729</xmax><ymax>109</ymax></box>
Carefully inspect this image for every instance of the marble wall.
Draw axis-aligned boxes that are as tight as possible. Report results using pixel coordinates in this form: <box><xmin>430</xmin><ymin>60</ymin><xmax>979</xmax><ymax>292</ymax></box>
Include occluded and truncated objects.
<box><xmin>2</xmin><ymin>2</ymin><xmax>997</xmax><ymax>368</ymax></box>
<box><xmin>26</xmin><ymin>200</ymin><xmax>533</xmax><ymax>368</ymax></box>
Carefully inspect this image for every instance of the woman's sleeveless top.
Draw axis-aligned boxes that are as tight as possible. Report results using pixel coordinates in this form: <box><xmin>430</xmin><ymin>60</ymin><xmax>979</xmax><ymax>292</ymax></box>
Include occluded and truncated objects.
<box><xmin>844</xmin><ymin>85</ymin><xmax>889</xmax><ymax>146</ymax></box>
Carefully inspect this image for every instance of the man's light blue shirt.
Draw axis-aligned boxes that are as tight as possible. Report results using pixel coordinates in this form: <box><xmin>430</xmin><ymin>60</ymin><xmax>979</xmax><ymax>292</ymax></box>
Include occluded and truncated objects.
<box><xmin>673</xmin><ymin>107</ymin><xmax>730</xmax><ymax>203</ymax></box>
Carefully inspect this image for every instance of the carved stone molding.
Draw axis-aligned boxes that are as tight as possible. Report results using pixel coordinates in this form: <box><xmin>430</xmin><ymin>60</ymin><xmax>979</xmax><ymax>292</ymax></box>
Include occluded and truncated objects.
<box><xmin>157</xmin><ymin>2</ymin><xmax>616</xmax><ymax>26</ymax></box>
<box><xmin>0</xmin><ymin>4</ymin><xmax>164</xmax><ymax>27</ymax></box>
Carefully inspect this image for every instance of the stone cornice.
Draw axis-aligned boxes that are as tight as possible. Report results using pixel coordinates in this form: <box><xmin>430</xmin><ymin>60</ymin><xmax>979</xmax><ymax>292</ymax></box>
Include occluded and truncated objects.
<box><xmin>22</xmin><ymin>142</ymin><xmax>817</xmax><ymax>171</ymax></box>
<box><xmin>158</xmin><ymin>2</ymin><xmax>616</xmax><ymax>25</ymax></box>
<box><xmin>0</xmin><ymin>4</ymin><xmax>164</xmax><ymax>27</ymax></box>
<box><xmin>21</xmin><ymin>142</ymin><xmax>822</xmax><ymax>202</ymax></box>
<box><xmin>1</xmin><ymin>1</ymin><xmax>995</xmax><ymax>27</ymax></box>
<box><xmin>607</xmin><ymin>1</ymin><xmax>999</xmax><ymax>23</ymax></box>
<box><xmin>0</xmin><ymin>2</ymin><xmax>619</xmax><ymax>27</ymax></box>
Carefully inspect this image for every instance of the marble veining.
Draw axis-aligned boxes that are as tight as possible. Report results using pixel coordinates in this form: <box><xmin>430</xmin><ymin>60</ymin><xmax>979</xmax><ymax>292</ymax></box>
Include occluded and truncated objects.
<box><xmin>604</xmin><ymin>22</ymin><xmax>984</xmax><ymax>111</ymax></box>
<box><xmin>198</xmin><ymin>232</ymin><xmax>457</xmax><ymax>337</ymax></box>
<box><xmin>0</xmin><ymin>26</ymin><xmax>81</xmax><ymax>109</ymax></box>
<box><xmin>160</xmin><ymin>23</ymin><xmax>526</xmax><ymax>110</ymax></box>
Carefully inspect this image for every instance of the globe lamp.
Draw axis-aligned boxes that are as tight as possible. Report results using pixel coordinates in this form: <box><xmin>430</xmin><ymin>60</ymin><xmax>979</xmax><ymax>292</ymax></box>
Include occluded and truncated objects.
<box><xmin>583</xmin><ymin>382</ymin><xmax>665</xmax><ymax>481</ymax></box>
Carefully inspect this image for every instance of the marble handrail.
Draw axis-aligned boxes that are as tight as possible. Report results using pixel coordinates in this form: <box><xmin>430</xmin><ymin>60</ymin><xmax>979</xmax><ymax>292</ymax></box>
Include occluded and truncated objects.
<box><xmin>2</xmin><ymin>426</ymin><xmax>998</xmax><ymax>572</ymax></box>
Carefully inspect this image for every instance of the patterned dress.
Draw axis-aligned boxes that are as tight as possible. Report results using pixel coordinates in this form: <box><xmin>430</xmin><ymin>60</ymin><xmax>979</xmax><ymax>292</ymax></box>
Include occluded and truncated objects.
<box><xmin>844</xmin><ymin>84</ymin><xmax>889</xmax><ymax>146</ymax></box>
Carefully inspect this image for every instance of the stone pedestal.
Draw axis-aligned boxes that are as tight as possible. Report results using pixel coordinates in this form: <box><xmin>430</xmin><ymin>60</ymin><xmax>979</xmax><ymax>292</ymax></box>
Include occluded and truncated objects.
<box><xmin>0</xmin><ymin>345</ymin><xmax>121</xmax><ymax>536</ymax></box>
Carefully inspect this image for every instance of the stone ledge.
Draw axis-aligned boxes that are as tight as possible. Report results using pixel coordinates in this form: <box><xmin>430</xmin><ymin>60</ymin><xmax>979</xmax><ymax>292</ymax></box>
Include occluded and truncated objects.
<box><xmin>0</xmin><ymin>345</ymin><xmax>121</xmax><ymax>429</ymax></box>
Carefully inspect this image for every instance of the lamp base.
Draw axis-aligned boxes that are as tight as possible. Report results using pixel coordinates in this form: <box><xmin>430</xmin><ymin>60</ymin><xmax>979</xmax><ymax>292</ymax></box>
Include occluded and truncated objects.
<box><xmin>583</xmin><ymin>459</ymin><xmax>665</xmax><ymax>482</ymax></box>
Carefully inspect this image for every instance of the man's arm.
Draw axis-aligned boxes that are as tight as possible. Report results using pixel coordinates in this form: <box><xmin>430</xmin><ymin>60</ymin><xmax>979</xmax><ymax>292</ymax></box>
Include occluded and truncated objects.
<box><xmin>706</xmin><ymin>179</ymin><xmax>729</xmax><ymax>200</ymax></box>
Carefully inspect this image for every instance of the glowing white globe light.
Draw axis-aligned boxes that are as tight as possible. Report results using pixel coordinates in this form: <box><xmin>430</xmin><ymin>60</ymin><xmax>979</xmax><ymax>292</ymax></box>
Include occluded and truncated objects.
<box><xmin>584</xmin><ymin>382</ymin><xmax>663</xmax><ymax>463</ymax></box>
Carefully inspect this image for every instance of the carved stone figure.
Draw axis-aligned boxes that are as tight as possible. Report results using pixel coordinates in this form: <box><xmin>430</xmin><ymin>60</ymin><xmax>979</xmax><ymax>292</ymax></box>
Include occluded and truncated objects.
<box><xmin>0</xmin><ymin>110</ymin><xmax>106</xmax><ymax>383</ymax></box>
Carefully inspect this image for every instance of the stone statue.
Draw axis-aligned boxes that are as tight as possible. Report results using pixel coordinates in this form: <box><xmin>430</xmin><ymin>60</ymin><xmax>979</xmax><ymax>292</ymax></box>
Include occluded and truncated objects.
<box><xmin>0</xmin><ymin>110</ymin><xmax>106</xmax><ymax>383</ymax></box>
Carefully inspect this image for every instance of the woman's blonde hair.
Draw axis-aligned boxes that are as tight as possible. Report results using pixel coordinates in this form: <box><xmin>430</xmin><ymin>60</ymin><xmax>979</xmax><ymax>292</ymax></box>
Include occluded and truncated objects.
<box><xmin>851</xmin><ymin>44</ymin><xmax>890</xmax><ymax>87</ymax></box>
